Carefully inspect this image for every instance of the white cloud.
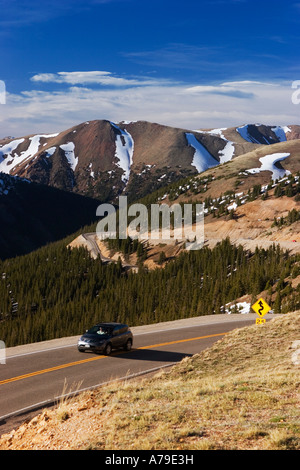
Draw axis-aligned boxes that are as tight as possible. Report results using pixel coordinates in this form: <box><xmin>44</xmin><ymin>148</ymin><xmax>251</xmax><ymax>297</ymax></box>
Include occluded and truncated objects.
<box><xmin>184</xmin><ymin>84</ymin><xmax>255</xmax><ymax>99</ymax></box>
<box><xmin>184</xmin><ymin>80</ymin><xmax>285</xmax><ymax>100</ymax></box>
<box><xmin>31</xmin><ymin>71</ymin><xmax>172</xmax><ymax>87</ymax></box>
<box><xmin>221</xmin><ymin>80</ymin><xmax>278</xmax><ymax>87</ymax></box>
<box><xmin>1</xmin><ymin>75</ymin><xmax>299</xmax><ymax>137</ymax></box>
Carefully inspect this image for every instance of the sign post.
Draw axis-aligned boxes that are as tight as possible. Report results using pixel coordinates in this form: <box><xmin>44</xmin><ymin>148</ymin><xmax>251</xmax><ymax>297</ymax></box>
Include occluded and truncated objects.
<box><xmin>251</xmin><ymin>298</ymin><xmax>271</xmax><ymax>324</ymax></box>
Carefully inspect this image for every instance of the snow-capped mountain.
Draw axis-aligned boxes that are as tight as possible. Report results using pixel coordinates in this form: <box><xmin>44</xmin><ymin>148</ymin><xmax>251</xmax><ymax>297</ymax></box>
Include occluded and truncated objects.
<box><xmin>1</xmin><ymin>120</ymin><xmax>299</xmax><ymax>259</ymax></box>
<box><xmin>236</xmin><ymin>124</ymin><xmax>295</xmax><ymax>145</ymax></box>
<box><xmin>0</xmin><ymin>120</ymin><xmax>299</xmax><ymax>203</ymax></box>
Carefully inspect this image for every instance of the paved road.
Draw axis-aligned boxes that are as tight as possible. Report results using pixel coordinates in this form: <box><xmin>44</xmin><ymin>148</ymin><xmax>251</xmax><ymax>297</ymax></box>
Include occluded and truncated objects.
<box><xmin>82</xmin><ymin>233</ymin><xmax>138</xmax><ymax>270</ymax></box>
<box><xmin>0</xmin><ymin>313</ymin><xmax>263</xmax><ymax>434</ymax></box>
<box><xmin>82</xmin><ymin>233</ymin><xmax>112</xmax><ymax>262</ymax></box>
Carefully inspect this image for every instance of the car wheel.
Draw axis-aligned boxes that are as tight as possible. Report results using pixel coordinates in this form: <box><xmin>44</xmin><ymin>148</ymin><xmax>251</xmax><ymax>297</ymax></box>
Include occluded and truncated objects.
<box><xmin>104</xmin><ymin>343</ymin><xmax>112</xmax><ymax>355</ymax></box>
<box><xmin>124</xmin><ymin>339</ymin><xmax>132</xmax><ymax>351</ymax></box>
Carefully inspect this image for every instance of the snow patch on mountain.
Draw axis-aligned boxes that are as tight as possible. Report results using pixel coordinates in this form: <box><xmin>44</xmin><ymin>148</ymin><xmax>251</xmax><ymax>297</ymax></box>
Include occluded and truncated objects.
<box><xmin>225</xmin><ymin>302</ymin><xmax>251</xmax><ymax>314</ymax></box>
<box><xmin>88</xmin><ymin>163</ymin><xmax>95</xmax><ymax>178</ymax></box>
<box><xmin>247</xmin><ymin>153</ymin><xmax>291</xmax><ymax>180</ymax></box>
<box><xmin>110</xmin><ymin>122</ymin><xmax>134</xmax><ymax>183</ymax></box>
<box><xmin>59</xmin><ymin>142</ymin><xmax>78</xmax><ymax>171</ymax></box>
<box><xmin>186</xmin><ymin>133</ymin><xmax>219</xmax><ymax>172</ymax></box>
<box><xmin>237</xmin><ymin>125</ymin><xmax>263</xmax><ymax>144</ymax></box>
<box><xmin>204</xmin><ymin>128</ymin><xmax>235</xmax><ymax>163</ymax></box>
<box><xmin>271</xmin><ymin>126</ymin><xmax>287</xmax><ymax>142</ymax></box>
<box><xmin>282</xmin><ymin>126</ymin><xmax>291</xmax><ymax>135</ymax></box>
<box><xmin>0</xmin><ymin>138</ymin><xmax>25</xmax><ymax>173</ymax></box>
<box><xmin>19</xmin><ymin>134</ymin><xmax>59</xmax><ymax>164</ymax></box>
<box><xmin>219</xmin><ymin>139</ymin><xmax>235</xmax><ymax>163</ymax></box>
<box><xmin>45</xmin><ymin>147</ymin><xmax>56</xmax><ymax>158</ymax></box>
<box><xmin>237</xmin><ymin>124</ymin><xmax>288</xmax><ymax>144</ymax></box>
<box><xmin>0</xmin><ymin>134</ymin><xmax>58</xmax><ymax>174</ymax></box>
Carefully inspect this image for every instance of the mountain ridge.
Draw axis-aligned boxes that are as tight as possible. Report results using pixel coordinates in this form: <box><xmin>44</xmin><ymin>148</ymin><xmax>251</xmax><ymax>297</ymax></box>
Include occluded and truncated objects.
<box><xmin>1</xmin><ymin>120</ymin><xmax>299</xmax><ymax>203</ymax></box>
<box><xmin>1</xmin><ymin>119</ymin><xmax>299</xmax><ymax>259</ymax></box>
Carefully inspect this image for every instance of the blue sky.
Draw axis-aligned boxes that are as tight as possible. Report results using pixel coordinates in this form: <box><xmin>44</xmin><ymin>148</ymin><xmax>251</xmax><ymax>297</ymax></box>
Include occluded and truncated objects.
<box><xmin>1</xmin><ymin>0</ymin><xmax>300</xmax><ymax>136</ymax></box>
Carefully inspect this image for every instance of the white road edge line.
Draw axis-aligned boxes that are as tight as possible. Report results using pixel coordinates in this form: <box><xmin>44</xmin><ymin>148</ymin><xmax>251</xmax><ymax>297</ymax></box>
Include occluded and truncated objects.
<box><xmin>0</xmin><ymin>363</ymin><xmax>176</xmax><ymax>422</ymax></box>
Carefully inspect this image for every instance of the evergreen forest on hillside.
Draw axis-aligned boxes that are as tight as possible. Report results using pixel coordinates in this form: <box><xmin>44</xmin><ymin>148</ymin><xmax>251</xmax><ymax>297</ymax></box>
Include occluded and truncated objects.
<box><xmin>0</xmin><ymin>238</ymin><xmax>299</xmax><ymax>347</ymax></box>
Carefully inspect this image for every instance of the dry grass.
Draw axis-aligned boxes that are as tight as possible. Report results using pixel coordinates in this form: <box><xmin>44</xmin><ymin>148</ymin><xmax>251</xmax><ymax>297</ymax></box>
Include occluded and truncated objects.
<box><xmin>1</xmin><ymin>312</ymin><xmax>299</xmax><ymax>450</ymax></box>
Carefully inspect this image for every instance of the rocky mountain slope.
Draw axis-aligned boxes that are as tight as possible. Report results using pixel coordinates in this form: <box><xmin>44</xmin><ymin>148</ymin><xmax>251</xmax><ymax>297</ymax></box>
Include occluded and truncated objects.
<box><xmin>169</xmin><ymin>142</ymin><xmax>299</xmax><ymax>258</ymax></box>
<box><xmin>1</xmin><ymin>120</ymin><xmax>299</xmax><ymax>259</ymax></box>
<box><xmin>80</xmin><ymin>135</ymin><xmax>300</xmax><ymax>269</ymax></box>
<box><xmin>1</xmin><ymin>120</ymin><xmax>299</xmax><ymax>203</ymax></box>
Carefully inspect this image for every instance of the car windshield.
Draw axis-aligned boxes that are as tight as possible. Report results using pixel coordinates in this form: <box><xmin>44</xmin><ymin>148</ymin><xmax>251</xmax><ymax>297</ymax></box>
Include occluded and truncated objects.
<box><xmin>87</xmin><ymin>325</ymin><xmax>111</xmax><ymax>336</ymax></box>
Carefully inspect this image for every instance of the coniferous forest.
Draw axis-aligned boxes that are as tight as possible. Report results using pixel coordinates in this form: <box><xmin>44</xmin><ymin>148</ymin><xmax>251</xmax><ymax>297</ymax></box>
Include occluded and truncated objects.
<box><xmin>0</xmin><ymin>237</ymin><xmax>299</xmax><ymax>347</ymax></box>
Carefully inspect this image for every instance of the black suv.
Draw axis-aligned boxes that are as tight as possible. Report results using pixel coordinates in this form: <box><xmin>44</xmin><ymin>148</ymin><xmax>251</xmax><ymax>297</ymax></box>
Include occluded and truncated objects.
<box><xmin>77</xmin><ymin>322</ymin><xmax>133</xmax><ymax>355</ymax></box>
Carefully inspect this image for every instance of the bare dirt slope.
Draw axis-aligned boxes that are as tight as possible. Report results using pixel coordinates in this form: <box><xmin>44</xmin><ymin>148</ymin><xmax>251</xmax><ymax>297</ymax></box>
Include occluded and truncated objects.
<box><xmin>203</xmin><ymin>196</ymin><xmax>300</xmax><ymax>254</ymax></box>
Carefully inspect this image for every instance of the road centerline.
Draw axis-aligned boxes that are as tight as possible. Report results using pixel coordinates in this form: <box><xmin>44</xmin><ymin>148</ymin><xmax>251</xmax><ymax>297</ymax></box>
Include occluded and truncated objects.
<box><xmin>0</xmin><ymin>332</ymin><xmax>227</xmax><ymax>386</ymax></box>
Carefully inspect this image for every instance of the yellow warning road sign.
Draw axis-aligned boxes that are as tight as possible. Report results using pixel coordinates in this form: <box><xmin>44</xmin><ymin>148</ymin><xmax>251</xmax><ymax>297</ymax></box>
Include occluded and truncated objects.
<box><xmin>252</xmin><ymin>298</ymin><xmax>271</xmax><ymax>317</ymax></box>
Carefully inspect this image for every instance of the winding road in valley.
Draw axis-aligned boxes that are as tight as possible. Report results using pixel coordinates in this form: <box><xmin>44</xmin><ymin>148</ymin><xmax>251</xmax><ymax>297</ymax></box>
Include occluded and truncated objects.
<box><xmin>78</xmin><ymin>233</ymin><xmax>138</xmax><ymax>271</ymax></box>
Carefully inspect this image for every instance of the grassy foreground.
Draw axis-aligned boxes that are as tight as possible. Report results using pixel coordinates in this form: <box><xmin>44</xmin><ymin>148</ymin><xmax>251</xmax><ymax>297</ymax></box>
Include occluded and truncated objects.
<box><xmin>1</xmin><ymin>312</ymin><xmax>299</xmax><ymax>450</ymax></box>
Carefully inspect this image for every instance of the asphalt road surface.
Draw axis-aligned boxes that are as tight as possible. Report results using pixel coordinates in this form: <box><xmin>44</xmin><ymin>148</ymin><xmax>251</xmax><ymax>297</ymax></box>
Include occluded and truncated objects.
<box><xmin>0</xmin><ymin>313</ymin><xmax>261</xmax><ymax>434</ymax></box>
